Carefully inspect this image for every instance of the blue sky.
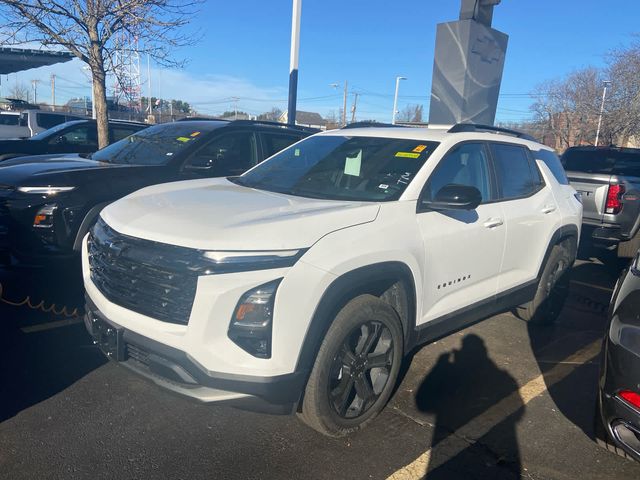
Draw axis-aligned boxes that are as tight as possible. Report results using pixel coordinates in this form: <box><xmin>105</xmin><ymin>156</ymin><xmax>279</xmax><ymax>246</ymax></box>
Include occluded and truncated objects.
<box><xmin>5</xmin><ymin>0</ymin><xmax>639</xmax><ymax>122</ymax></box>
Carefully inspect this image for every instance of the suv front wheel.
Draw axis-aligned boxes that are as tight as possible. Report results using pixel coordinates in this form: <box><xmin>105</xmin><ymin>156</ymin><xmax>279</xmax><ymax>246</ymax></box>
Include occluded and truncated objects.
<box><xmin>298</xmin><ymin>294</ymin><xmax>404</xmax><ymax>437</ymax></box>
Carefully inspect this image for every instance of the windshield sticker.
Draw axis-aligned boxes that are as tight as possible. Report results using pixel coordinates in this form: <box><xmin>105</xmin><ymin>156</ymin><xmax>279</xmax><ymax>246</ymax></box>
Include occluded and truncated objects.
<box><xmin>344</xmin><ymin>150</ymin><xmax>362</xmax><ymax>176</ymax></box>
<box><xmin>412</xmin><ymin>145</ymin><xmax>427</xmax><ymax>153</ymax></box>
<box><xmin>395</xmin><ymin>152</ymin><xmax>421</xmax><ymax>159</ymax></box>
<box><xmin>190</xmin><ymin>131</ymin><xmax>201</xmax><ymax>137</ymax></box>
<box><xmin>166</xmin><ymin>152</ymin><xmax>174</xmax><ymax>156</ymax></box>
<box><xmin>176</xmin><ymin>136</ymin><xmax>191</xmax><ymax>143</ymax></box>
<box><xmin>378</xmin><ymin>184</ymin><xmax>389</xmax><ymax>189</ymax></box>
<box><xmin>294</xmin><ymin>148</ymin><xmax>301</xmax><ymax>156</ymax></box>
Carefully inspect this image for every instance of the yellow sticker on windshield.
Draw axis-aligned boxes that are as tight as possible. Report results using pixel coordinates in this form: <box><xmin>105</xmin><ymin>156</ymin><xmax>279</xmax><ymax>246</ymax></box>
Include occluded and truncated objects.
<box><xmin>176</xmin><ymin>136</ymin><xmax>191</xmax><ymax>143</ymax></box>
<box><xmin>395</xmin><ymin>152</ymin><xmax>420</xmax><ymax>159</ymax></box>
<box><xmin>412</xmin><ymin>144</ymin><xmax>427</xmax><ymax>153</ymax></box>
<box><xmin>190</xmin><ymin>131</ymin><xmax>201</xmax><ymax>137</ymax></box>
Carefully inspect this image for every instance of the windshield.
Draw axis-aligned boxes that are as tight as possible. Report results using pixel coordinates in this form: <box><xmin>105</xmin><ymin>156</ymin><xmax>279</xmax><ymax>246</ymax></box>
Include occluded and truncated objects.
<box><xmin>91</xmin><ymin>123</ymin><xmax>209</xmax><ymax>165</ymax></box>
<box><xmin>232</xmin><ymin>135</ymin><xmax>439</xmax><ymax>201</ymax></box>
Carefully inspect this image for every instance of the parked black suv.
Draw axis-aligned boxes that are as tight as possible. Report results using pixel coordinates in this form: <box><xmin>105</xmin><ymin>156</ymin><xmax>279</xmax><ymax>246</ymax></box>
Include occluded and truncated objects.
<box><xmin>562</xmin><ymin>146</ymin><xmax>640</xmax><ymax>258</ymax></box>
<box><xmin>0</xmin><ymin>119</ymin><xmax>315</xmax><ymax>266</ymax></box>
<box><xmin>0</xmin><ymin>119</ymin><xmax>146</xmax><ymax>161</ymax></box>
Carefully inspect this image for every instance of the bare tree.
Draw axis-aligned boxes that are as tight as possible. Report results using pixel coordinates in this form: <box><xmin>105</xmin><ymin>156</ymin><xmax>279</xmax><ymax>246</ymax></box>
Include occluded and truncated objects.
<box><xmin>8</xmin><ymin>82</ymin><xmax>30</xmax><ymax>101</ymax></box>
<box><xmin>257</xmin><ymin>107</ymin><xmax>283</xmax><ymax>122</ymax></box>
<box><xmin>397</xmin><ymin>104</ymin><xmax>425</xmax><ymax>123</ymax></box>
<box><xmin>0</xmin><ymin>0</ymin><xmax>200</xmax><ymax>147</ymax></box>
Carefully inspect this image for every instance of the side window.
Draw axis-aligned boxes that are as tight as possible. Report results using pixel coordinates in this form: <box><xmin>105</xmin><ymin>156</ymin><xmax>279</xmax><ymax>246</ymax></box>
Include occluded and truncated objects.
<box><xmin>111</xmin><ymin>126</ymin><xmax>139</xmax><ymax>142</ymax></box>
<box><xmin>185</xmin><ymin>131</ymin><xmax>257</xmax><ymax>176</ymax></box>
<box><xmin>0</xmin><ymin>115</ymin><xmax>18</xmax><ymax>126</ymax></box>
<box><xmin>424</xmin><ymin>142</ymin><xmax>493</xmax><ymax>203</ymax></box>
<box><xmin>51</xmin><ymin>125</ymin><xmax>97</xmax><ymax>146</ymax></box>
<box><xmin>261</xmin><ymin>133</ymin><xmax>302</xmax><ymax>159</ymax></box>
<box><xmin>535</xmin><ymin>149</ymin><xmax>569</xmax><ymax>185</ymax></box>
<box><xmin>490</xmin><ymin>143</ymin><xmax>540</xmax><ymax>199</ymax></box>
<box><xmin>37</xmin><ymin>113</ymin><xmax>67</xmax><ymax>130</ymax></box>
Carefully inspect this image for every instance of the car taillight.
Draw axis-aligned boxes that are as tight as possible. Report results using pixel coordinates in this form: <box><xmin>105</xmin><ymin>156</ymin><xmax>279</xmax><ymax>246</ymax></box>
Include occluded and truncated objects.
<box><xmin>605</xmin><ymin>184</ymin><xmax>625</xmax><ymax>214</ymax></box>
<box><xmin>619</xmin><ymin>390</ymin><xmax>640</xmax><ymax>409</ymax></box>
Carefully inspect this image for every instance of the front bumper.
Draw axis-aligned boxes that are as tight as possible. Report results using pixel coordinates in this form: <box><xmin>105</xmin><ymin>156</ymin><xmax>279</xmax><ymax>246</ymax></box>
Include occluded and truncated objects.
<box><xmin>84</xmin><ymin>297</ymin><xmax>305</xmax><ymax>413</ymax></box>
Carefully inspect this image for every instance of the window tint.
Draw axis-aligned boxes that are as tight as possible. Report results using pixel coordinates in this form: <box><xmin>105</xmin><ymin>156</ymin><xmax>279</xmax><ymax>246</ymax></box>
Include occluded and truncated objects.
<box><xmin>37</xmin><ymin>113</ymin><xmax>68</xmax><ymax>130</ymax></box>
<box><xmin>425</xmin><ymin>142</ymin><xmax>493</xmax><ymax>203</ymax></box>
<box><xmin>111</xmin><ymin>126</ymin><xmax>140</xmax><ymax>142</ymax></box>
<box><xmin>535</xmin><ymin>149</ymin><xmax>569</xmax><ymax>185</ymax></box>
<box><xmin>52</xmin><ymin>125</ymin><xmax>97</xmax><ymax>146</ymax></box>
<box><xmin>0</xmin><ymin>115</ymin><xmax>19</xmax><ymax>126</ymax></box>
<box><xmin>262</xmin><ymin>133</ymin><xmax>301</xmax><ymax>158</ymax></box>
<box><xmin>186</xmin><ymin>131</ymin><xmax>257</xmax><ymax>176</ymax></box>
<box><xmin>561</xmin><ymin>148</ymin><xmax>640</xmax><ymax>178</ymax></box>
<box><xmin>491</xmin><ymin>143</ymin><xmax>539</xmax><ymax>199</ymax></box>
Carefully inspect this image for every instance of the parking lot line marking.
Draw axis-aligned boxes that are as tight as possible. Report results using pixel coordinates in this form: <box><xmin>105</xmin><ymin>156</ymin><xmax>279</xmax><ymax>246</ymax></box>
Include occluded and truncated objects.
<box><xmin>570</xmin><ymin>280</ymin><xmax>613</xmax><ymax>293</ymax></box>
<box><xmin>386</xmin><ymin>339</ymin><xmax>601</xmax><ymax>480</ymax></box>
<box><xmin>21</xmin><ymin>317</ymin><xmax>83</xmax><ymax>334</ymax></box>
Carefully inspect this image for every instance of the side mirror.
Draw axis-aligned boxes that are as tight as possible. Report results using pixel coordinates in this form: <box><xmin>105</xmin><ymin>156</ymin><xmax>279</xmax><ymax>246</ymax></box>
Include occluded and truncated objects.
<box><xmin>421</xmin><ymin>184</ymin><xmax>482</xmax><ymax>211</ymax></box>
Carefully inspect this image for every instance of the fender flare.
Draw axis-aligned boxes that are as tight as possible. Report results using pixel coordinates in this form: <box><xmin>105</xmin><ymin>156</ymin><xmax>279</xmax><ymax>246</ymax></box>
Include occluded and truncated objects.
<box><xmin>72</xmin><ymin>202</ymin><xmax>111</xmax><ymax>251</ymax></box>
<box><xmin>537</xmin><ymin>223</ymin><xmax>579</xmax><ymax>280</ymax></box>
<box><xmin>293</xmin><ymin>261</ymin><xmax>418</xmax><ymax>376</ymax></box>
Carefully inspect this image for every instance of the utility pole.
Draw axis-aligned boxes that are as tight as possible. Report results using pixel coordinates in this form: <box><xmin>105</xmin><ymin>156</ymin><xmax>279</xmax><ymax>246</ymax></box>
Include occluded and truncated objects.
<box><xmin>595</xmin><ymin>80</ymin><xmax>611</xmax><ymax>147</ymax></box>
<box><xmin>287</xmin><ymin>0</ymin><xmax>302</xmax><ymax>126</ymax></box>
<box><xmin>31</xmin><ymin>79</ymin><xmax>40</xmax><ymax>104</ymax></box>
<box><xmin>231</xmin><ymin>96</ymin><xmax>239</xmax><ymax>120</ymax></box>
<box><xmin>147</xmin><ymin>54</ymin><xmax>152</xmax><ymax>114</ymax></box>
<box><xmin>350</xmin><ymin>92</ymin><xmax>359</xmax><ymax>123</ymax></box>
<box><xmin>50</xmin><ymin>74</ymin><xmax>56</xmax><ymax>110</ymax></box>
<box><xmin>342</xmin><ymin>80</ymin><xmax>348</xmax><ymax>126</ymax></box>
<box><xmin>391</xmin><ymin>76</ymin><xmax>406</xmax><ymax>125</ymax></box>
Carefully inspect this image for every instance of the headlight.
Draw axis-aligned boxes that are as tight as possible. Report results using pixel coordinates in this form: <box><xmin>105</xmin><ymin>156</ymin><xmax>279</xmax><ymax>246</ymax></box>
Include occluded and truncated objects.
<box><xmin>203</xmin><ymin>249</ymin><xmax>305</xmax><ymax>273</ymax></box>
<box><xmin>33</xmin><ymin>204</ymin><xmax>57</xmax><ymax>228</ymax></box>
<box><xmin>228</xmin><ymin>279</ymin><xmax>282</xmax><ymax>358</ymax></box>
<box><xmin>18</xmin><ymin>186</ymin><xmax>75</xmax><ymax>195</ymax></box>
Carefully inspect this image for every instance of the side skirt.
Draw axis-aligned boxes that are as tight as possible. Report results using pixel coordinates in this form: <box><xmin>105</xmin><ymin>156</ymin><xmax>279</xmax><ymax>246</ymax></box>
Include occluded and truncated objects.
<box><xmin>412</xmin><ymin>280</ymin><xmax>538</xmax><ymax>349</ymax></box>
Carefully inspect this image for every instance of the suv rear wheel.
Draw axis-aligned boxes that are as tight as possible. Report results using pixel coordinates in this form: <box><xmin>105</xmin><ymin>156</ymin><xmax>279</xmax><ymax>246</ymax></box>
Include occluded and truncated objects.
<box><xmin>298</xmin><ymin>294</ymin><xmax>403</xmax><ymax>437</ymax></box>
<box><xmin>515</xmin><ymin>244</ymin><xmax>571</xmax><ymax>324</ymax></box>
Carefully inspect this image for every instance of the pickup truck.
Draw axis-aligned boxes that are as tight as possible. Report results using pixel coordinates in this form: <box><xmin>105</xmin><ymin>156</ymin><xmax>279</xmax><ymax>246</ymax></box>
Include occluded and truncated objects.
<box><xmin>561</xmin><ymin>146</ymin><xmax>640</xmax><ymax>258</ymax></box>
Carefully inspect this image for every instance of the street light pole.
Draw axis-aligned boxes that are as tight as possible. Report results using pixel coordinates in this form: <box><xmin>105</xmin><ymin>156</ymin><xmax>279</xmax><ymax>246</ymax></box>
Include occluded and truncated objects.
<box><xmin>287</xmin><ymin>0</ymin><xmax>302</xmax><ymax>126</ymax></box>
<box><xmin>595</xmin><ymin>80</ymin><xmax>611</xmax><ymax>147</ymax></box>
<box><xmin>391</xmin><ymin>76</ymin><xmax>406</xmax><ymax>125</ymax></box>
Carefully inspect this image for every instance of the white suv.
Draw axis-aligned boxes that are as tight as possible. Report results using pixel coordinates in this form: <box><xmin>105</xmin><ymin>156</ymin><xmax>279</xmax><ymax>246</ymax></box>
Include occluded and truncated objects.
<box><xmin>83</xmin><ymin>123</ymin><xmax>582</xmax><ymax>436</ymax></box>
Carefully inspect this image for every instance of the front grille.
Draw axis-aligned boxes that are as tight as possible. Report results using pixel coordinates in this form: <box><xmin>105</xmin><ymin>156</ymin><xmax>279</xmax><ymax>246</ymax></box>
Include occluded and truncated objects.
<box><xmin>88</xmin><ymin>218</ymin><xmax>201</xmax><ymax>325</ymax></box>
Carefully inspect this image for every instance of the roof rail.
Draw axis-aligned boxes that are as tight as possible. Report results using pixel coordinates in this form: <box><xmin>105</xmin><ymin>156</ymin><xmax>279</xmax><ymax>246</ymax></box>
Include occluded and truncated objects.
<box><xmin>448</xmin><ymin>123</ymin><xmax>537</xmax><ymax>142</ymax></box>
<box><xmin>341</xmin><ymin>121</ymin><xmax>404</xmax><ymax>129</ymax></box>
<box><xmin>229</xmin><ymin>119</ymin><xmax>319</xmax><ymax>133</ymax></box>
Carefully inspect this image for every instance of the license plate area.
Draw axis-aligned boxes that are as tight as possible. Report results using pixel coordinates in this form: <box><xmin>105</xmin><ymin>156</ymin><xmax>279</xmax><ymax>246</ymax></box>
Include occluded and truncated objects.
<box><xmin>88</xmin><ymin>312</ymin><xmax>125</xmax><ymax>361</ymax></box>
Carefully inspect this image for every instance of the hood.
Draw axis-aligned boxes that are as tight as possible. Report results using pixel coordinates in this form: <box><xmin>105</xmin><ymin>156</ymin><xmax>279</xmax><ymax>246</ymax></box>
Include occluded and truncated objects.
<box><xmin>101</xmin><ymin>178</ymin><xmax>380</xmax><ymax>251</ymax></box>
<box><xmin>0</xmin><ymin>154</ymin><xmax>149</xmax><ymax>186</ymax></box>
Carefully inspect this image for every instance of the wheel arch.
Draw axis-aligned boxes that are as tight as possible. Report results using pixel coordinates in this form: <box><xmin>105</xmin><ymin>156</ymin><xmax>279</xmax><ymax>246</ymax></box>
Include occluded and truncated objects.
<box><xmin>537</xmin><ymin>223</ymin><xmax>579</xmax><ymax>280</ymax></box>
<box><xmin>72</xmin><ymin>202</ymin><xmax>111</xmax><ymax>251</ymax></box>
<box><xmin>294</xmin><ymin>261</ymin><xmax>418</xmax><ymax>376</ymax></box>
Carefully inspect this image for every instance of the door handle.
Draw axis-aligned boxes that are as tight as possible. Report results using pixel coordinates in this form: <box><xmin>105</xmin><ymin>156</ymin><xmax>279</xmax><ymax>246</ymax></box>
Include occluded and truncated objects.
<box><xmin>483</xmin><ymin>218</ymin><xmax>504</xmax><ymax>229</ymax></box>
<box><xmin>541</xmin><ymin>205</ymin><xmax>557</xmax><ymax>214</ymax></box>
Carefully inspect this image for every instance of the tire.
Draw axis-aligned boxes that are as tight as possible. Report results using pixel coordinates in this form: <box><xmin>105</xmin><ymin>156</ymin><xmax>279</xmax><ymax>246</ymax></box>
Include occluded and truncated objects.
<box><xmin>515</xmin><ymin>244</ymin><xmax>571</xmax><ymax>324</ymax></box>
<box><xmin>298</xmin><ymin>294</ymin><xmax>404</xmax><ymax>437</ymax></box>
<box><xmin>617</xmin><ymin>231</ymin><xmax>640</xmax><ymax>259</ymax></box>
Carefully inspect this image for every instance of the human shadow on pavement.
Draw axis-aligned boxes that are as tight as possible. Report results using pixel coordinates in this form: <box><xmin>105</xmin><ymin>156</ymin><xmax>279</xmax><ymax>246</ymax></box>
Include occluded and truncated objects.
<box><xmin>415</xmin><ymin>334</ymin><xmax>523</xmax><ymax>479</ymax></box>
<box><xmin>0</xmin><ymin>261</ymin><xmax>105</xmax><ymax>423</ymax></box>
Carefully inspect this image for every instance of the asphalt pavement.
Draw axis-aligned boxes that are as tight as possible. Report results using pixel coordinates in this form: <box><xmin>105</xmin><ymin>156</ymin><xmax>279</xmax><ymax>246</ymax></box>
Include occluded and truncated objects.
<box><xmin>1</xmin><ymin>259</ymin><xmax>639</xmax><ymax>479</ymax></box>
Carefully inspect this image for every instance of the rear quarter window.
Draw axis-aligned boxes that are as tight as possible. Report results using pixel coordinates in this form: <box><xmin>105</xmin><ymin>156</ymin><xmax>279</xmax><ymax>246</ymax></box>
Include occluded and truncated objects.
<box><xmin>535</xmin><ymin>149</ymin><xmax>569</xmax><ymax>185</ymax></box>
<box><xmin>37</xmin><ymin>113</ymin><xmax>67</xmax><ymax>130</ymax></box>
<box><xmin>0</xmin><ymin>115</ymin><xmax>19</xmax><ymax>126</ymax></box>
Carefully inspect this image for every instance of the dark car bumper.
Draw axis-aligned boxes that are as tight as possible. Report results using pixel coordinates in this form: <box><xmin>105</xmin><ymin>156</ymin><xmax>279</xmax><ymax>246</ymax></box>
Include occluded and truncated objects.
<box><xmin>84</xmin><ymin>297</ymin><xmax>305</xmax><ymax>414</ymax></box>
<box><xmin>599</xmin><ymin>340</ymin><xmax>640</xmax><ymax>462</ymax></box>
<box><xmin>598</xmin><ymin>272</ymin><xmax>640</xmax><ymax>462</ymax></box>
